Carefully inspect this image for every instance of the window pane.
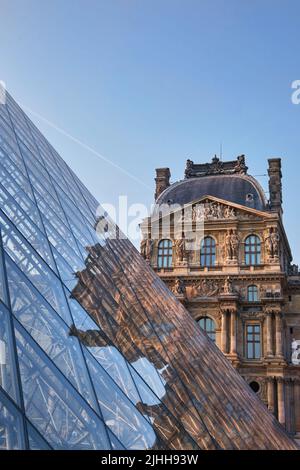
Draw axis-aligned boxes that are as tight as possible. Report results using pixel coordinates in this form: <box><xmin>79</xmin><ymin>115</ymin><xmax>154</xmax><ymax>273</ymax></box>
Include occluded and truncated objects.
<box><xmin>246</xmin><ymin>324</ymin><xmax>261</xmax><ymax>359</ymax></box>
<box><xmin>245</xmin><ymin>236</ymin><xmax>261</xmax><ymax>266</ymax></box>
<box><xmin>198</xmin><ymin>317</ymin><xmax>216</xmax><ymax>342</ymax></box>
<box><xmin>157</xmin><ymin>239</ymin><xmax>172</xmax><ymax>268</ymax></box>
<box><xmin>200</xmin><ymin>237</ymin><xmax>216</xmax><ymax>267</ymax></box>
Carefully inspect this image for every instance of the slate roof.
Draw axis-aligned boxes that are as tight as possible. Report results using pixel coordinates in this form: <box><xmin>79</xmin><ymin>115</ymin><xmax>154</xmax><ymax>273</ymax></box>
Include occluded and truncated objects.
<box><xmin>157</xmin><ymin>174</ymin><xmax>267</xmax><ymax>211</ymax></box>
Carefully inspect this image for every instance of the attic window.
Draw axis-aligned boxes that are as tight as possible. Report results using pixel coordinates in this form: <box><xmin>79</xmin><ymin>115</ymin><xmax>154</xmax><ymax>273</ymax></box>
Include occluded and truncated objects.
<box><xmin>246</xmin><ymin>193</ymin><xmax>254</xmax><ymax>202</ymax></box>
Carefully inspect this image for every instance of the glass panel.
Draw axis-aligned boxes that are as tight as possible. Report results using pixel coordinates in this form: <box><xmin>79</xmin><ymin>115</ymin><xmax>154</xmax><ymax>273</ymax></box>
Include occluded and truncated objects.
<box><xmin>14</xmin><ymin>321</ymin><xmax>111</xmax><ymax>450</ymax></box>
<box><xmin>0</xmin><ymin>161</ymin><xmax>42</xmax><ymax>229</ymax></box>
<box><xmin>0</xmin><ymin>184</ymin><xmax>56</xmax><ymax>271</ymax></box>
<box><xmin>1</xmin><ymin>224</ymin><xmax>71</xmax><ymax>323</ymax></box>
<box><xmin>0</xmin><ymin>146</ymin><xmax>35</xmax><ymax>202</ymax></box>
<box><xmin>27</xmin><ymin>421</ymin><xmax>52</xmax><ymax>450</ymax></box>
<box><xmin>0</xmin><ymin>388</ymin><xmax>25</xmax><ymax>449</ymax></box>
<box><xmin>83</xmin><ymin>349</ymin><xmax>157</xmax><ymax>450</ymax></box>
<box><xmin>108</xmin><ymin>429</ymin><xmax>126</xmax><ymax>450</ymax></box>
<box><xmin>67</xmin><ymin>293</ymin><xmax>141</xmax><ymax>404</ymax></box>
<box><xmin>7</xmin><ymin>259</ymin><xmax>98</xmax><ymax>411</ymax></box>
<box><xmin>0</xmin><ymin>303</ymin><xmax>20</xmax><ymax>405</ymax></box>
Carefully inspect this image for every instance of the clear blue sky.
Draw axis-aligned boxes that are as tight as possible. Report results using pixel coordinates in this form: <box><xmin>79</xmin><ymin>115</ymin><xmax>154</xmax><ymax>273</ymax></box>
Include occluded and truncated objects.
<box><xmin>1</xmin><ymin>0</ymin><xmax>300</xmax><ymax>261</ymax></box>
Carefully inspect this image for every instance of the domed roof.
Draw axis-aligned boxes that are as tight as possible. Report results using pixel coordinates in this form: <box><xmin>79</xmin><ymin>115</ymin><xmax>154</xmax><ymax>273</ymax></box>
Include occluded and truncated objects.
<box><xmin>157</xmin><ymin>173</ymin><xmax>267</xmax><ymax>211</ymax></box>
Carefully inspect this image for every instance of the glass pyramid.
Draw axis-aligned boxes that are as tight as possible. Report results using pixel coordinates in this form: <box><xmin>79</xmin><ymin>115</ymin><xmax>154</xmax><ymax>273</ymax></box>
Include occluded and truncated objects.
<box><xmin>0</xmin><ymin>91</ymin><xmax>297</xmax><ymax>450</ymax></box>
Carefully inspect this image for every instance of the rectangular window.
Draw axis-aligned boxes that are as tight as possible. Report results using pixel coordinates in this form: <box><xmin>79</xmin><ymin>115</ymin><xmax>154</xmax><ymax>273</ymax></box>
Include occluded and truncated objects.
<box><xmin>246</xmin><ymin>324</ymin><xmax>261</xmax><ymax>359</ymax></box>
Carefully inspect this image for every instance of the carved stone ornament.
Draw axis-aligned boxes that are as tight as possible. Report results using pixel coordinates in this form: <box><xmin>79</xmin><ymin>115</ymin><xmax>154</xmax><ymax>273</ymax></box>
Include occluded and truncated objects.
<box><xmin>224</xmin><ymin>229</ymin><xmax>240</xmax><ymax>260</ymax></box>
<box><xmin>264</xmin><ymin>227</ymin><xmax>280</xmax><ymax>259</ymax></box>
<box><xmin>184</xmin><ymin>158</ymin><xmax>194</xmax><ymax>178</ymax></box>
<box><xmin>234</xmin><ymin>154</ymin><xmax>248</xmax><ymax>174</ymax></box>
<box><xmin>243</xmin><ymin>376</ymin><xmax>267</xmax><ymax>401</ymax></box>
<box><xmin>223</xmin><ymin>276</ymin><xmax>234</xmax><ymax>294</ymax></box>
<box><xmin>172</xmin><ymin>278</ymin><xmax>186</xmax><ymax>296</ymax></box>
<box><xmin>289</xmin><ymin>264</ymin><xmax>299</xmax><ymax>275</ymax></box>
<box><xmin>190</xmin><ymin>279</ymin><xmax>220</xmax><ymax>298</ymax></box>
<box><xmin>140</xmin><ymin>238</ymin><xmax>153</xmax><ymax>261</ymax></box>
<box><xmin>192</xmin><ymin>201</ymin><xmax>236</xmax><ymax>222</ymax></box>
<box><xmin>174</xmin><ymin>238</ymin><xmax>186</xmax><ymax>262</ymax></box>
<box><xmin>291</xmin><ymin>339</ymin><xmax>300</xmax><ymax>365</ymax></box>
<box><xmin>184</xmin><ymin>155</ymin><xmax>248</xmax><ymax>179</ymax></box>
<box><xmin>264</xmin><ymin>306</ymin><xmax>281</xmax><ymax>316</ymax></box>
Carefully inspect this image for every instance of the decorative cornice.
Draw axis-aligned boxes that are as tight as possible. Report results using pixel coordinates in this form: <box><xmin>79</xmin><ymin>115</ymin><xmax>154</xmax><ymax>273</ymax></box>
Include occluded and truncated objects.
<box><xmin>185</xmin><ymin>155</ymin><xmax>248</xmax><ymax>179</ymax></box>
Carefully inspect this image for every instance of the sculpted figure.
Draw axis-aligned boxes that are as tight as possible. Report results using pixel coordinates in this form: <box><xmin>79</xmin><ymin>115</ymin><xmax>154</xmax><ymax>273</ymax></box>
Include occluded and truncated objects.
<box><xmin>270</xmin><ymin>228</ymin><xmax>280</xmax><ymax>257</ymax></box>
<box><xmin>175</xmin><ymin>238</ymin><xmax>185</xmax><ymax>262</ymax></box>
<box><xmin>264</xmin><ymin>231</ymin><xmax>273</xmax><ymax>257</ymax></box>
<box><xmin>217</xmin><ymin>203</ymin><xmax>224</xmax><ymax>219</ymax></box>
<box><xmin>211</xmin><ymin>203</ymin><xmax>218</xmax><ymax>218</ymax></box>
<box><xmin>223</xmin><ymin>276</ymin><xmax>233</xmax><ymax>294</ymax></box>
<box><xmin>145</xmin><ymin>239</ymin><xmax>154</xmax><ymax>260</ymax></box>
<box><xmin>140</xmin><ymin>238</ymin><xmax>147</xmax><ymax>259</ymax></box>
<box><xmin>291</xmin><ymin>338</ymin><xmax>300</xmax><ymax>365</ymax></box>
<box><xmin>234</xmin><ymin>154</ymin><xmax>247</xmax><ymax>174</ymax></box>
<box><xmin>225</xmin><ymin>230</ymin><xmax>232</xmax><ymax>259</ymax></box>
<box><xmin>231</xmin><ymin>230</ymin><xmax>240</xmax><ymax>258</ymax></box>
<box><xmin>173</xmin><ymin>278</ymin><xmax>186</xmax><ymax>296</ymax></box>
<box><xmin>265</xmin><ymin>228</ymin><xmax>280</xmax><ymax>258</ymax></box>
<box><xmin>185</xmin><ymin>158</ymin><xmax>194</xmax><ymax>178</ymax></box>
<box><xmin>224</xmin><ymin>229</ymin><xmax>239</xmax><ymax>260</ymax></box>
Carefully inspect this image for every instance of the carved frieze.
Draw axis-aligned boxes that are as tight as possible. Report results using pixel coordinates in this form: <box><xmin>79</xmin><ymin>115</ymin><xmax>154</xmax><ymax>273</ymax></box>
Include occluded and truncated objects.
<box><xmin>189</xmin><ymin>279</ymin><xmax>220</xmax><ymax>298</ymax></box>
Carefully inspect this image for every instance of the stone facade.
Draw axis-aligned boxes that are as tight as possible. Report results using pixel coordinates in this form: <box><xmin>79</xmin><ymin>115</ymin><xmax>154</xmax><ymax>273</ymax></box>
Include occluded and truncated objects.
<box><xmin>141</xmin><ymin>156</ymin><xmax>300</xmax><ymax>441</ymax></box>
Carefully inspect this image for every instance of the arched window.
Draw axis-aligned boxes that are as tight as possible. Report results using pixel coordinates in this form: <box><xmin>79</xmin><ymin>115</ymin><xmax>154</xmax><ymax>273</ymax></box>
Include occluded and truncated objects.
<box><xmin>245</xmin><ymin>235</ymin><xmax>261</xmax><ymax>265</ymax></box>
<box><xmin>157</xmin><ymin>239</ymin><xmax>173</xmax><ymax>268</ymax></box>
<box><xmin>247</xmin><ymin>285</ymin><xmax>259</xmax><ymax>302</ymax></box>
<box><xmin>200</xmin><ymin>236</ymin><xmax>216</xmax><ymax>267</ymax></box>
<box><xmin>198</xmin><ymin>317</ymin><xmax>216</xmax><ymax>342</ymax></box>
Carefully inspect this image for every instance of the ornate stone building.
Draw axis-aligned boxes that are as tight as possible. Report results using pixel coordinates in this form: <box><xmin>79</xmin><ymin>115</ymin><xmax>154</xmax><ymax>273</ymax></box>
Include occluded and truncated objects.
<box><xmin>141</xmin><ymin>155</ymin><xmax>300</xmax><ymax>441</ymax></box>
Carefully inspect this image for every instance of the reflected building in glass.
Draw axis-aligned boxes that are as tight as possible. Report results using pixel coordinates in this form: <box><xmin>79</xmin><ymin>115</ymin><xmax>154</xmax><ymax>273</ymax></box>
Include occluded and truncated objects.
<box><xmin>0</xmin><ymin>91</ymin><xmax>298</xmax><ymax>450</ymax></box>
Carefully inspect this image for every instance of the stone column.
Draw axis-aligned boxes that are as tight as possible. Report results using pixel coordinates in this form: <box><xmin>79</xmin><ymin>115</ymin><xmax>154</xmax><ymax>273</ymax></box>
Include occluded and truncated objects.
<box><xmin>275</xmin><ymin>311</ymin><xmax>283</xmax><ymax>357</ymax></box>
<box><xmin>267</xmin><ymin>376</ymin><xmax>275</xmax><ymax>413</ymax></box>
<box><xmin>266</xmin><ymin>311</ymin><xmax>273</xmax><ymax>357</ymax></box>
<box><xmin>277</xmin><ymin>377</ymin><xmax>285</xmax><ymax>427</ymax></box>
<box><xmin>221</xmin><ymin>310</ymin><xmax>227</xmax><ymax>354</ymax></box>
<box><xmin>230</xmin><ymin>309</ymin><xmax>237</xmax><ymax>354</ymax></box>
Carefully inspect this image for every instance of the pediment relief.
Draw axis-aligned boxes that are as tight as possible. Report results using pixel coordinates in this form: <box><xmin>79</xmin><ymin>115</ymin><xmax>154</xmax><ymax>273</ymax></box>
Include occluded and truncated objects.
<box><xmin>187</xmin><ymin>197</ymin><xmax>266</xmax><ymax>223</ymax></box>
<box><xmin>165</xmin><ymin>196</ymin><xmax>269</xmax><ymax>226</ymax></box>
<box><xmin>149</xmin><ymin>195</ymin><xmax>271</xmax><ymax>228</ymax></box>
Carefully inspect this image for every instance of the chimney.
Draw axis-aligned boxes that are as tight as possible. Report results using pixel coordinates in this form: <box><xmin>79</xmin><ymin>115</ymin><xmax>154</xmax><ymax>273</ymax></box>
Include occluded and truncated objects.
<box><xmin>268</xmin><ymin>158</ymin><xmax>282</xmax><ymax>214</ymax></box>
<box><xmin>155</xmin><ymin>168</ymin><xmax>170</xmax><ymax>200</ymax></box>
